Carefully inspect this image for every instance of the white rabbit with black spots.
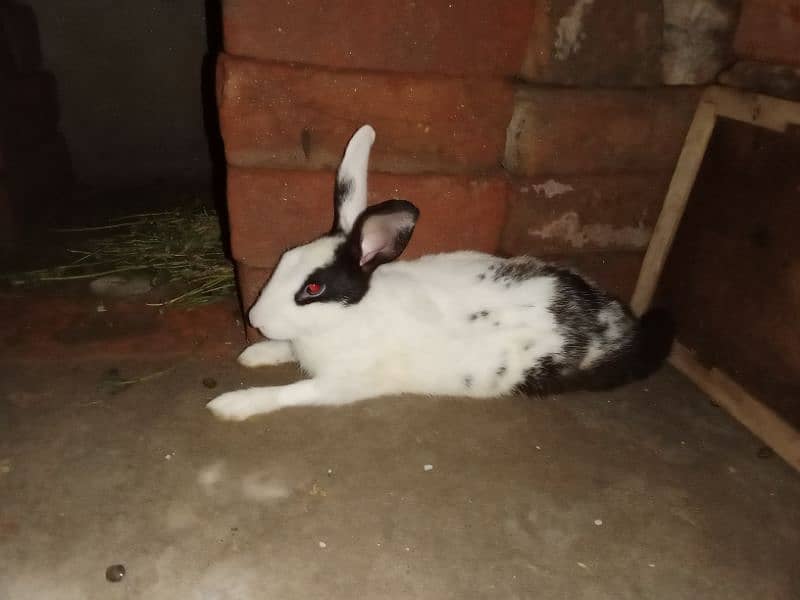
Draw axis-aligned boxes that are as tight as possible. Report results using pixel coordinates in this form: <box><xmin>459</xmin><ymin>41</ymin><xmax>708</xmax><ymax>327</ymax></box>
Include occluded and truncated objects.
<box><xmin>207</xmin><ymin>125</ymin><xmax>674</xmax><ymax>421</ymax></box>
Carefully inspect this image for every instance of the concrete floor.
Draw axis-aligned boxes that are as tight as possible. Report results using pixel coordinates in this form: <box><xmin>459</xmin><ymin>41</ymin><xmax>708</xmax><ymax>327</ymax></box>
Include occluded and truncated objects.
<box><xmin>1</xmin><ymin>354</ymin><xmax>799</xmax><ymax>599</ymax></box>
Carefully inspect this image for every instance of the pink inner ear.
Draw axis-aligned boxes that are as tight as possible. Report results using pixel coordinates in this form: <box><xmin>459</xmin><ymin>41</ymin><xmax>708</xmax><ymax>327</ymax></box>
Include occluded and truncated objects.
<box><xmin>359</xmin><ymin>230</ymin><xmax>387</xmax><ymax>266</ymax></box>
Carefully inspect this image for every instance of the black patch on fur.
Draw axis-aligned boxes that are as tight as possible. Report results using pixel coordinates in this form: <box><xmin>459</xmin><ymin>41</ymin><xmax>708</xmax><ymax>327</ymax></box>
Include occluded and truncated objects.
<box><xmin>477</xmin><ymin>273</ymin><xmax>486</xmax><ymax>281</ymax></box>
<box><xmin>492</xmin><ymin>258</ymin><xmax>548</xmax><ymax>283</ymax></box>
<box><xmin>505</xmin><ymin>260</ymin><xmax>675</xmax><ymax>396</ymax></box>
<box><xmin>464</xmin><ymin>376</ymin><xmax>473</xmax><ymax>388</ymax></box>
<box><xmin>295</xmin><ymin>237</ymin><xmax>370</xmax><ymax>306</ymax></box>
<box><xmin>330</xmin><ymin>177</ymin><xmax>353</xmax><ymax>234</ymax></box>
<box><xmin>298</xmin><ymin>200</ymin><xmax>420</xmax><ymax>306</ymax></box>
<box><xmin>346</xmin><ymin>199</ymin><xmax>419</xmax><ymax>273</ymax></box>
<box><xmin>496</xmin><ymin>365</ymin><xmax>507</xmax><ymax>376</ymax></box>
<box><xmin>469</xmin><ymin>310</ymin><xmax>490</xmax><ymax>321</ymax></box>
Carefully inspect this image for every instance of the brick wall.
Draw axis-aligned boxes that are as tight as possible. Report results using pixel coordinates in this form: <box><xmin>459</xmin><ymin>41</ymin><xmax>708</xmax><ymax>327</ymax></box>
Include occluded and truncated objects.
<box><xmin>218</xmin><ymin>1</ymin><xmax>736</xmax><ymax>338</ymax></box>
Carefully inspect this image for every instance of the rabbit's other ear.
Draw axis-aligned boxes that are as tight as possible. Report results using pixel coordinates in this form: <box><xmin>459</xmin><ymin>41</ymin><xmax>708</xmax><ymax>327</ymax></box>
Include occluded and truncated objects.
<box><xmin>332</xmin><ymin>125</ymin><xmax>375</xmax><ymax>234</ymax></box>
<box><xmin>347</xmin><ymin>199</ymin><xmax>419</xmax><ymax>273</ymax></box>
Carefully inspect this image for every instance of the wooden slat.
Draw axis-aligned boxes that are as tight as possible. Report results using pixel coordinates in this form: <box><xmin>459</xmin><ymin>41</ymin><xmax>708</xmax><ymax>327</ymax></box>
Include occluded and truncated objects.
<box><xmin>704</xmin><ymin>85</ymin><xmax>800</xmax><ymax>132</ymax></box>
<box><xmin>670</xmin><ymin>343</ymin><xmax>800</xmax><ymax>471</ymax></box>
<box><xmin>630</xmin><ymin>100</ymin><xmax>716</xmax><ymax>314</ymax></box>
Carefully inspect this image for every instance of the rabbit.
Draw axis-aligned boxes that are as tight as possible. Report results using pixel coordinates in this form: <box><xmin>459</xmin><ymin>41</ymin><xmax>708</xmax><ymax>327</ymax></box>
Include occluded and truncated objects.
<box><xmin>207</xmin><ymin>125</ymin><xmax>674</xmax><ymax>421</ymax></box>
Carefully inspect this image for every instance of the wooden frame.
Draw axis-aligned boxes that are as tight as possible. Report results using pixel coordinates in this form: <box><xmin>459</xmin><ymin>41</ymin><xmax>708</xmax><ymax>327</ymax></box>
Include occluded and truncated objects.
<box><xmin>631</xmin><ymin>85</ymin><xmax>800</xmax><ymax>472</ymax></box>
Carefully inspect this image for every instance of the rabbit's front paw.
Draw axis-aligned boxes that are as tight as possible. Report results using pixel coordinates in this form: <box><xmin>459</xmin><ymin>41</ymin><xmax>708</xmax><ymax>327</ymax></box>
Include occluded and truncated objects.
<box><xmin>207</xmin><ymin>389</ymin><xmax>275</xmax><ymax>421</ymax></box>
<box><xmin>237</xmin><ymin>341</ymin><xmax>293</xmax><ymax>368</ymax></box>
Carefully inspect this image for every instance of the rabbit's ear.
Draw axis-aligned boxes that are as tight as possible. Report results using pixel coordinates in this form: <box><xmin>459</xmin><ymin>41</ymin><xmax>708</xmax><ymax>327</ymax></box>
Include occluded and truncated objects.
<box><xmin>332</xmin><ymin>125</ymin><xmax>375</xmax><ymax>234</ymax></box>
<box><xmin>347</xmin><ymin>199</ymin><xmax>419</xmax><ymax>273</ymax></box>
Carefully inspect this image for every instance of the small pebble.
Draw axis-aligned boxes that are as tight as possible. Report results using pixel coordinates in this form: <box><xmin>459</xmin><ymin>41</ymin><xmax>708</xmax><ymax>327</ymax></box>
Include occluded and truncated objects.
<box><xmin>423</xmin><ymin>464</ymin><xmax>433</xmax><ymax>472</ymax></box>
<box><xmin>202</xmin><ymin>377</ymin><xmax>218</xmax><ymax>389</ymax></box>
<box><xmin>96</xmin><ymin>304</ymin><xmax>107</xmax><ymax>313</ymax></box>
<box><xmin>105</xmin><ymin>564</ymin><xmax>125</xmax><ymax>582</ymax></box>
<box><xmin>757</xmin><ymin>446</ymin><xmax>774</xmax><ymax>459</ymax></box>
<box><xmin>318</xmin><ymin>541</ymin><xmax>327</xmax><ymax>549</ymax></box>
<box><xmin>593</xmin><ymin>519</ymin><xmax>603</xmax><ymax>526</ymax></box>
<box><xmin>535</xmin><ymin>445</ymin><xmax>542</xmax><ymax>450</ymax></box>
<box><xmin>577</xmin><ymin>562</ymin><xmax>588</xmax><ymax>570</ymax></box>
<box><xmin>648</xmin><ymin>563</ymin><xmax>656</xmax><ymax>568</ymax></box>
<box><xmin>164</xmin><ymin>453</ymin><xmax>173</xmax><ymax>460</ymax></box>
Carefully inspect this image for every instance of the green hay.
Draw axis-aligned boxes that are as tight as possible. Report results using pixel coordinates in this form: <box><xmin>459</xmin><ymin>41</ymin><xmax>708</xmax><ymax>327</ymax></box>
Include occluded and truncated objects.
<box><xmin>8</xmin><ymin>208</ymin><xmax>235</xmax><ymax>306</ymax></box>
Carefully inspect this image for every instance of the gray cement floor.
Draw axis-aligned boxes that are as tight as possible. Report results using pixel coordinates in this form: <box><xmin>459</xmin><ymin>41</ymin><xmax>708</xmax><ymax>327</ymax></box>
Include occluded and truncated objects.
<box><xmin>1</xmin><ymin>357</ymin><xmax>799</xmax><ymax>599</ymax></box>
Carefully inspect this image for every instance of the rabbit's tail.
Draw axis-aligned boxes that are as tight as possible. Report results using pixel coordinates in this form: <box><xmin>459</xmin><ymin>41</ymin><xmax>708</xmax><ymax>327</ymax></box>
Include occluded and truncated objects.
<box><xmin>629</xmin><ymin>308</ymin><xmax>675</xmax><ymax>380</ymax></box>
<box><xmin>576</xmin><ymin>307</ymin><xmax>675</xmax><ymax>392</ymax></box>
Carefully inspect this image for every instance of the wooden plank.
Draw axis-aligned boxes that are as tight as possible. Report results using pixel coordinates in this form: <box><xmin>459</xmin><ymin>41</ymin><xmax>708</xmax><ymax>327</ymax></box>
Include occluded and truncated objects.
<box><xmin>630</xmin><ymin>100</ymin><xmax>717</xmax><ymax>314</ymax></box>
<box><xmin>704</xmin><ymin>85</ymin><xmax>800</xmax><ymax>132</ymax></box>
<box><xmin>670</xmin><ymin>343</ymin><xmax>800</xmax><ymax>471</ymax></box>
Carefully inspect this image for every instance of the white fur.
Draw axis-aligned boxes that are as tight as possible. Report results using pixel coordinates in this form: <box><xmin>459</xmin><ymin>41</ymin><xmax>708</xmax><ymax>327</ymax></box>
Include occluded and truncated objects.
<box><xmin>207</xmin><ymin>126</ymin><xmax>569</xmax><ymax>421</ymax></box>
<box><xmin>237</xmin><ymin>340</ymin><xmax>294</xmax><ymax>368</ymax></box>
<box><xmin>336</xmin><ymin>124</ymin><xmax>374</xmax><ymax>233</ymax></box>
<box><xmin>207</xmin><ymin>250</ymin><xmax>565</xmax><ymax>420</ymax></box>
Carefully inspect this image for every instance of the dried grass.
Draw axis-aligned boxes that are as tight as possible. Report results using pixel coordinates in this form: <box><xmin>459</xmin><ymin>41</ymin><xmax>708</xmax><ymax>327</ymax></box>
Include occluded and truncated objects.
<box><xmin>8</xmin><ymin>208</ymin><xmax>235</xmax><ymax>306</ymax></box>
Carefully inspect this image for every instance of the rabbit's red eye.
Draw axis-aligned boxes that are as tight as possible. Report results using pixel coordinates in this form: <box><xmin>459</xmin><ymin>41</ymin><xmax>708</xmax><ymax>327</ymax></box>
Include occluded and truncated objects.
<box><xmin>305</xmin><ymin>283</ymin><xmax>324</xmax><ymax>296</ymax></box>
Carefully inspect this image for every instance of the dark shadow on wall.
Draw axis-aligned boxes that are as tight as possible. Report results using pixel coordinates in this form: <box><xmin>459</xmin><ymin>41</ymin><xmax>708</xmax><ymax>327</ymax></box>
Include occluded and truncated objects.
<box><xmin>0</xmin><ymin>0</ymin><xmax>74</xmax><ymax>250</ymax></box>
<box><xmin>202</xmin><ymin>0</ymin><xmax>229</xmax><ymax>256</ymax></box>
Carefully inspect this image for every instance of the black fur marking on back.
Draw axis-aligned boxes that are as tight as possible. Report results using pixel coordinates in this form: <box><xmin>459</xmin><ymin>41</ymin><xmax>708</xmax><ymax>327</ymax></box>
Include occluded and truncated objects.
<box><xmin>492</xmin><ymin>258</ymin><xmax>548</xmax><ymax>283</ymax></box>
<box><xmin>508</xmin><ymin>260</ymin><xmax>675</xmax><ymax>396</ymax></box>
<box><xmin>464</xmin><ymin>376</ymin><xmax>473</xmax><ymax>388</ymax></box>
<box><xmin>330</xmin><ymin>177</ymin><xmax>353</xmax><ymax>234</ymax></box>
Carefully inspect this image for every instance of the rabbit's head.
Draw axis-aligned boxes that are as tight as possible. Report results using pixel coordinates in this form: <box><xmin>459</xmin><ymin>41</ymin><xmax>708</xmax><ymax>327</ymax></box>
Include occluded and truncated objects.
<box><xmin>248</xmin><ymin>125</ymin><xmax>419</xmax><ymax>340</ymax></box>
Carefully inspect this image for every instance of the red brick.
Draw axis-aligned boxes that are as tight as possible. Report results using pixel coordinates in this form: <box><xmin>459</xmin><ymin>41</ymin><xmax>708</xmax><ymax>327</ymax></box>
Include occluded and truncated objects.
<box><xmin>216</xmin><ymin>54</ymin><xmax>513</xmax><ymax>174</ymax></box>
<box><xmin>227</xmin><ymin>167</ymin><xmax>509</xmax><ymax>267</ymax></box>
<box><xmin>222</xmin><ymin>0</ymin><xmax>535</xmax><ymax>76</ymax></box>
<box><xmin>734</xmin><ymin>0</ymin><xmax>800</xmax><ymax>67</ymax></box>
<box><xmin>500</xmin><ymin>173</ymin><xmax>668</xmax><ymax>256</ymax></box>
<box><xmin>522</xmin><ymin>0</ymin><xmax>661</xmax><ymax>86</ymax></box>
<box><xmin>504</xmin><ymin>87</ymin><xmax>701</xmax><ymax>176</ymax></box>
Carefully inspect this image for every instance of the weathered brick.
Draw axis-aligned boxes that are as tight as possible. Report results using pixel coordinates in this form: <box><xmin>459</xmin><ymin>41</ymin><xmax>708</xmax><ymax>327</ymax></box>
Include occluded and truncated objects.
<box><xmin>500</xmin><ymin>173</ymin><xmax>668</xmax><ymax>256</ymax></box>
<box><xmin>718</xmin><ymin>61</ymin><xmax>800</xmax><ymax>102</ymax></box>
<box><xmin>662</xmin><ymin>0</ymin><xmax>739</xmax><ymax>85</ymax></box>
<box><xmin>228</xmin><ymin>167</ymin><xmax>509</xmax><ymax>267</ymax></box>
<box><xmin>734</xmin><ymin>0</ymin><xmax>800</xmax><ymax>67</ymax></box>
<box><xmin>216</xmin><ymin>54</ymin><xmax>513</xmax><ymax>174</ymax></box>
<box><xmin>222</xmin><ymin>0</ymin><xmax>534</xmax><ymax>76</ymax></box>
<box><xmin>522</xmin><ymin>0</ymin><xmax>662</xmax><ymax>86</ymax></box>
<box><xmin>504</xmin><ymin>87</ymin><xmax>701</xmax><ymax>176</ymax></box>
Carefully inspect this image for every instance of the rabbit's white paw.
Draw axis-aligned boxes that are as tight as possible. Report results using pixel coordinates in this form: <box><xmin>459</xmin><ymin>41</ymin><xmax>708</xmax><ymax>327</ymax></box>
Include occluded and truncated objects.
<box><xmin>237</xmin><ymin>341</ymin><xmax>293</xmax><ymax>368</ymax></box>
<box><xmin>207</xmin><ymin>389</ymin><xmax>279</xmax><ymax>421</ymax></box>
